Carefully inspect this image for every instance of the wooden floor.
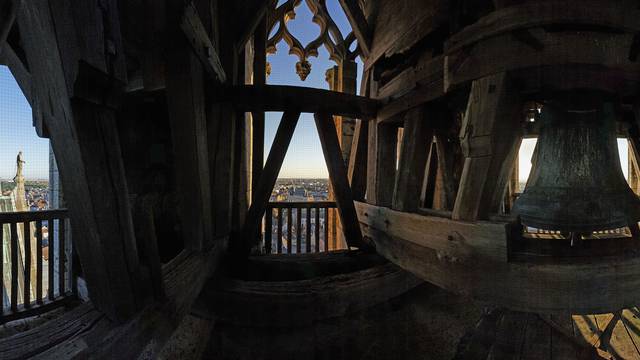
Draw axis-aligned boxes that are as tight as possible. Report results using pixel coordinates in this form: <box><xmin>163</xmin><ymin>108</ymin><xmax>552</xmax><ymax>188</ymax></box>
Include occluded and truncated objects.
<box><xmin>457</xmin><ymin>308</ymin><xmax>640</xmax><ymax>359</ymax></box>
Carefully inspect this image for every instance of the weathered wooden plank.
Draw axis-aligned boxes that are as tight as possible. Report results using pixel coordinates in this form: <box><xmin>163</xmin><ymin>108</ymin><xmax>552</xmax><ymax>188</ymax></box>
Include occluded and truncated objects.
<box><xmin>487</xmin><ymin>310</ymin><xmax>529</xmax><ymax>359</ymax></box>
<box><xmin>347</xmin><ymin>119</ymin><xmax>368</xmax><ymax>201</ymax></box>
<box><xmin>58</xmin><ymin>218</ymin><xmax>65</xmax><ymax>295</ymax></box>
<box><xmin>620</xmin><ymin>308</ymin><xmax>640</xmax><ymax>357</ymax></box>
<box><xmin>0</xmin><ymin>0</ymin><xmax>18</xmax><ymax>51</ymax></box>
<box><xmin>519</xmin><ymin>313</ymin><xmax>551</xmax><ymax>360</ymax></box>
<box><xmin>0</xmin><ymin>210</ymin><xmax>68</xmax><ymax>223</ymax></box>
<box><xmin>209</xmin><ymin>102</ymin><xmax>236</xmax><ymax>238</ymax></box>
<box><xmin>166</xmin><ymin>42</ymin><xmax>213</xmax><ymax>251</ymax></box>
<box><xmin>445</xmin><ymin>30</ymin><xmax>640</xmax><ymax>91</ymax></box>
<box><xmin>242</xmin><ymin>111</ymin><xmax>301</xmax><ymax>253</ymax></box>
<box><xmin>251</xmin><ymin>18</ymin><xmax>267</xmax><ymax>207</ymax></box>
<box><xmin>357</xmin><ymin>201</ymin><xmax>640</xmax><ymax>313</ymax></box>
<box><xmin>221</xmin><ymin>85</ymin><xmax>380</xmax><ymax>118</ymax></box>
<box><xmin>0</xmin><ymin>43</ymin><xmax>33</xmax><ymax>107</ymax></box>
<box><xmin>9</xmin><ymin>222</ymin><xmax>18</xmax><ymax>312</ymax></box>
<box><xmin>446</xmin><ymin>0</ymin><xmax>640</xmax><ymax>55</ymax></box>
<box><xmin>19</xmin><ymin>0</ymin><xmax>140</xmax><ymax>321</ymax></box>
<box><xmin>368</xmin><ymin>122</ymin><xmax>398</xmax><ymax>206</ymax></box>
<box><xmin>393</xmin><ymin>106</ymin><xmax>433</xmax><ymax>212</ymax></box>
<box><xmin>234</xmin><ymin>0</ymin><xmax>274</xmax><ymax>54</ymax></box>
<box><xmin>180</xmin><ymin>2</ymin><xmax>226</xmax><ymax>83</ymax></box>
<box><xmin>23</xmin><ymin>221</ymin><xmax>30</xmax><ymax>307</ymax></box>
<box><xmin>268</xmin><ymin>201</ymin><xmax>336</xmax><ymax>208</ymax></box>
<box><xmin>337</xmin><ymin>0</ymin><xmax>371</xmax><ymax>57</ymax></box>
<box><xmin>376</xmin><ymin>55</ymin><xmax>444</xmax><ymax>123</ymax></box>
<box><xmin>314</xmin><ymin>113</ymin><xmax>364</xmax><ymax>249</ymax></box>
<box><xmin>452</xmin><ymin>73</ymin><xmax>522</xmax><ymax>221</ymax></box>
<box><xmin>366</xmin><ymin>0</ymin><xmax>449</xmax><ymax>69</ymax></box>
<box><xmin>48</xmin><ymin>217</ymin><xmax>54</xmax><ymax>301</ymax></box>
<box><xmin>36</xmin><ymin>220</ymin><xmax>42</xmax><ymax>303</ymax></box>
<box><xmin>420</xmin><ymin>141</ymin><xmax>439</xmax><ymax>208</ymax></box>
<box><xmin>594</xmin><ymin>312</ymin><xmax>638</xmax><ymax>359</ymax></box>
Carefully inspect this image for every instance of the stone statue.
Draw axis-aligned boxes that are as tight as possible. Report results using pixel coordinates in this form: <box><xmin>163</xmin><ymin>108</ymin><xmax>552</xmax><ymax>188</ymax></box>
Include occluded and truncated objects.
<box><xmin>14</xmin><ymin>151</ymin><xmax>25</xmax><ymax>182</ymax></box>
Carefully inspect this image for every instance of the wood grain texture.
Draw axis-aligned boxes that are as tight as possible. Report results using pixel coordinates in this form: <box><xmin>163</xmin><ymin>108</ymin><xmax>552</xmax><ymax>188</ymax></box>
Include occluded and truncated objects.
<box><xmin>315</xmin><ymin>112</ymin><xmax>365</xmax><ymax>249</ymax></box>
<box><xmin>221</xmin><ymin>84</ymin><xmax>380</xmax><ymax>118</ymax></box>
<box><xmin>358</xmin><ymin>201</ymin><xmax>640</xmax><ymax>313</ymax></box>
<box><xmin>166</xmin><ymin>46</ymin><xmax>213</xmax><ymax>251</ymax></box>
<box><xmin>445</xmin><ymin>30</ymin><xmax>640</xmax><ymax>92</ymax></box>
<box><xmin>392</xmin><ymin>106</ymin><xmax>433</xmax><ymax>212</ymax></box>
<box><xmin>446</xmin><ymin>0</ymin><xmax>640</xmax><ymax>55</ymax></box>
<box><xmin>337</xmin><ymin>0</ymin><xmax>371</xmax><ymax>56</ymax></box>
<box><xmin>452</xmin><ymin>73</ymin><xmax>522</xmax><ymax>221</ymax></box>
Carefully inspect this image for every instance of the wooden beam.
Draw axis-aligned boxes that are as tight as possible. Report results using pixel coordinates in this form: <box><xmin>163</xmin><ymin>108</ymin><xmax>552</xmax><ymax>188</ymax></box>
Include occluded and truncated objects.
<box><xmin>445</xmin><ymin>0</ymin><xmax>640</xmax><ymax>55</ymax></box>
<box><xmin>235</xmin><ymin>0</ymin><xmax>274</xmax><ymax>54</ymax></box>
<box><xmin>376</xmin><ymin>56</ymin><xmax>444</xmax><ymax>123</ymax></box>
<box><xmin>445</xmin><ymin>29</ymin><xmax>640</xmax><ymax>92</ymax></box>
<box><xmin>337</xmin><ymin>0</ymin><xmax>371</xmax><ymax>57</ymax></box>
<box><xmin>0</xmin><ymin>43</ymin><xmax>32</xmax><ymax>107</ymax></box>
<box><xmin>251</xmin><ymin>19</ymin><xmax>267</xmax><ymax>205</ymax></box>
<box><xmin>357</xmin><ymin>201</ymin><xmax>640</xmax><ymax>313</ymax></box>
<box><xmin>314</xmin><ymin>112</ymin><xmax>365</xmax><ymax>249</ymax></box>
<box><xmin>166</xmin><ymin>47</ymin><xmax>214</xmax><ymax>251</ymax></box>
<box><xmin>220</xmin><ymin>84</ymin><xmax>380</xmax><ymax>118</ymax></box>
<box><xmin>366</xmin><ymin>120</ymin><xmax>398</xmax><ymax>206</ymax></box>
<box><xmin>242</xmin><ymin>111</ymin><xmax>301</xmax><ymax>252</ymax></box>
<box><xmin>18</xmin><ymin>0</ymin><xmax>140</xmax><ymax>321</ymax></box>
<box><xmin>392</xmin><ymin>106</ymin><xmax>433</xmax><ymax>212</ymax></box>
<box><xmin>181</xmin><ymin>2</ymin><xmax>226</xmax><ymax>83</ymax></box>
<box><xmin>452</xmin><ymin>73</ymin><xmax>522</xmax><ymax>221</ymax></box>
<box><xmin>0</xmin><ymin>0</ymin><xmax>19</xmax><ymax>52</ymax></box>
<box><xmin>348</xmin><ymin>119</ymin><xmax>368</xmax><ymax>201</ymax></box>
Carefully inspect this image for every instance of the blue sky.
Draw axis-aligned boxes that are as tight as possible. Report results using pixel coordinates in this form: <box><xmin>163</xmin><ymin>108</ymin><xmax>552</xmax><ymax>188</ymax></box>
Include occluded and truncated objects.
<box><xmin>0</xmin><ymin>0</ymin><xmax>630</xmax><ymax>183</ymax></box>
<box><xmin>0</xmin><ymin>66</ymin><xmax>50</xmax><ymax>180</ymax></box>
<box><xmin>265</xmin><ymin>0</ymin><xmax>363</xmax><ymax>178</ymax></box>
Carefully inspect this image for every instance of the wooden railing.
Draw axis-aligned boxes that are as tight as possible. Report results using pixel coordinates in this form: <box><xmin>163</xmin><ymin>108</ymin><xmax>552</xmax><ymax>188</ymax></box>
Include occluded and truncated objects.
<box><xmin>263</xmin><ymin>201</ymin><xmax>338</xmax><ymax>254</ymax></box>
<box><xmin>0</xmin><ymin>209</ymin><xmax>75</xmax><ymax>323</ymax></box>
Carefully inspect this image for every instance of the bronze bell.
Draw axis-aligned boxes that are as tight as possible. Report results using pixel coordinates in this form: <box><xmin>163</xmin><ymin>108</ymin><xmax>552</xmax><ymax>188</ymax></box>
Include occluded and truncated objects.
<box><xmin>512</xmin><ymin>91</ymin><xmax>640</xmax><ymax>233</ymax></box>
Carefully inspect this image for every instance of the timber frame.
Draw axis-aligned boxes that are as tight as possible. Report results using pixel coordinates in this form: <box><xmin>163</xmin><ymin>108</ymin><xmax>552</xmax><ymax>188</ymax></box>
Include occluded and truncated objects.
<box><xmin>358</xmin><ymin>0</ymin><xmax>640</xmax><ymax>314</ymax></box>
<box><xmin>2</xmin><ymin>0</ymin><xmax>640</xmax><ymax>356</ymax></box>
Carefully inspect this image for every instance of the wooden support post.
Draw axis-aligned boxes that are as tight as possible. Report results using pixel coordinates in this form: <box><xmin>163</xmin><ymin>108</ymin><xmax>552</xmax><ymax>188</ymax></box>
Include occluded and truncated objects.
<box><xmin>251</xmin><ymin>19</ymin><xmax>267</xmax><ymax>206</ymax></box>
<box><xmin>452</xmin><ymin>73</ymin><xmax>522</xmax><ymax>221</ymax></box>
<box><xmin>0</xmin><ymin>0</ymin><xmax>19</xmax><ymax>52</ymax></box>
<box><xmin>17</xmin><ymin>0</ymin><xmax>154</xmax><ymax>321</ymax></box>
<box><xmin>367</xmin><ymin>121</ymin><xmax>398</xmax><ymax>207</ymax></box>
<box><xmin>420</xmin><ymin>140</ymin><xmax>439</xmax><ymax>208</ymax></box>
<box><xmin>630</xmin><ymin>101</ymin><xmax>640</xmax><ymax>194</ymax></box>
<box><xmin>180</xmin><ymin>3</ymin><xmax>226</xmax><ymax>83</ymax></box>
<box><xmin>314</xmin><ymin>113</ymin><xmax>364</xmax><ymax>249</ymax></box>
<box><xmin>242</xmin><ymin>112</ymin><xmax>301</xmax><ymax>253</ymax></box>
<box><xmin>393</xmin><ymin>106</ymin><xmax>434</xmax><ymax>212</ymax></box>
<box><xmin>166</xmin><ymin>42</ymin><xmax>213</xmax><ymax>251</ymax></box>
<box><xmin>337</xmin><ymin>0</ymin><xmax>371</xmax><ymax>57</ymax></box>
<box><xmin>348</xmin><ymin>119</ymin><xmax>368</xmax><ymax>201</ymax></box>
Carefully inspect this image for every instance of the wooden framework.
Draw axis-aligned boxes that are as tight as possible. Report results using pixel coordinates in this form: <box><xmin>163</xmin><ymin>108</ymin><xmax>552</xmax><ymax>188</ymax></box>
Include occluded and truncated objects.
<box><xmin>3</xmin><ymin>0</ymin><xmax>640</xmax><ymax>356</ymax></box>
